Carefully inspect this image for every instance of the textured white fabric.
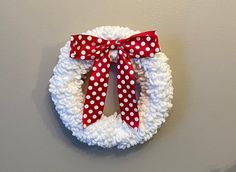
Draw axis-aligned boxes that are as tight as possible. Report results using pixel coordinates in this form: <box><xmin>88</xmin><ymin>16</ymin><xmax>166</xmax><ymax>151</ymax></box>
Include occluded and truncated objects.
<box><xmin>49</xmin><ymin>26</ymin><xmax>173</xmax><ymax>149</ymax></box>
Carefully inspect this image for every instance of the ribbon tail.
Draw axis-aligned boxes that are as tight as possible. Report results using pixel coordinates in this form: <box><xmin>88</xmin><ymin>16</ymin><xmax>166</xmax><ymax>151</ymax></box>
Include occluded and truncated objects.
<box><xmin>116</xmin><ymin>52</ymin><xmax>139</xmax><ymax>128</ymax></box>
<box><xmin>82</xmin><ymin>54</ymin><xmax>111</xmax><ymax>128</ymax></box>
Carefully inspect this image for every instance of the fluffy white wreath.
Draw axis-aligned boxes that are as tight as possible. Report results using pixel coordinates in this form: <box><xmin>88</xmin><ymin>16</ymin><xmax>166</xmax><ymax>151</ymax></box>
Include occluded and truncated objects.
<box><xmin>49</xmin><ymin>26</ymin><xmax>173</xmax><ymax>149</ymax></box>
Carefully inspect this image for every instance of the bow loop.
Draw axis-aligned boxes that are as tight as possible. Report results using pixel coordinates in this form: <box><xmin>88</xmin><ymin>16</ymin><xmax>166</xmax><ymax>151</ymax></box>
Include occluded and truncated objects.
<box><xmin>69</xmin><ymin>30</ymin><xmax>160</xmax><ymax>129</ymax></box>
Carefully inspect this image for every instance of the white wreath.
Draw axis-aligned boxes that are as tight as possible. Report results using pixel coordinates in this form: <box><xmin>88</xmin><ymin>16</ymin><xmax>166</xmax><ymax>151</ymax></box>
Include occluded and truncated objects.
<box><xmin>49</xmin><ymin>26</ymin><xmax>173</xmax><ymax>149</ymax></box>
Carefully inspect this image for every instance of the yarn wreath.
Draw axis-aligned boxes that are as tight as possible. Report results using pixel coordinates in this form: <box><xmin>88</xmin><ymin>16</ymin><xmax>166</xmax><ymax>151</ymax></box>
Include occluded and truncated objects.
<box><xmin>49</xmin><ymin>26</ymin><xmax>173</xmax><ymax>149</ymax></box>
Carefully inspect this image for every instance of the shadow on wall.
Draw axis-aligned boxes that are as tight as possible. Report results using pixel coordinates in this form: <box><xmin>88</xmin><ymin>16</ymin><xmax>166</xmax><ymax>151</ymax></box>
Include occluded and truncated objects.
<box><xmin>155</xmin><ymin>35</ymin><xmax>189</xmax><ymax>135</ymax></box>
<box><xmin>31</xmin><ymin>35</ymin><xmax>187</xmax><ymax>156</ymax></box>
<box><xmin>210</xmin><ymin>163</ymin><xmax>236</xmax><ymax>172</ymax></box>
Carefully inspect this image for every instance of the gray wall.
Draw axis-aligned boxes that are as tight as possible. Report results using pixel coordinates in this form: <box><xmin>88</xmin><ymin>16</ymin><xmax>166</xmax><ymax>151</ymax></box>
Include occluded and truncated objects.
<box><xmin>1</xmin><ymin>0</ymin><xmax>236</xmax><ymax>172</ymax></box>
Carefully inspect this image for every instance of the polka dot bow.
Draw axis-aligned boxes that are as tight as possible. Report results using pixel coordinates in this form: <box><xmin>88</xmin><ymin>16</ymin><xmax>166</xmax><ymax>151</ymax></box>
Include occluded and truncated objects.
<box><xmin>70</xmin><ymin>31</ymin><xmax>160</xmax><ymax>129</ymax></box>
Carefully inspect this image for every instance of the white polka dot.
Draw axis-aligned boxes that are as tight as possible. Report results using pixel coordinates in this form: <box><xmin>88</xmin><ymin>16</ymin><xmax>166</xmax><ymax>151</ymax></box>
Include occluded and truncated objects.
<box><xmin>92</xmin><ymin>114</ymin><xmax>97</xmax><ymax>119</ymax></box>
<box><xmin>139</xmin><ymin>51</ymin><xmax>144</xmax><ymax>55</ymax></box>
<box><xmin>141</xmin><ymin>41</ymin><xmax>145</xmax><ymax>46</ymax></box>
<box><xmin>100</xmin><ymin>78</ymin><xmax>104</xmax><ymax>82</ymax></box>
<box><xmin>125</xmin><ymin>75</ymin><xmax>129</xmax><ymax>80</ymax></box>
<box><xmin>151</xmin><ymin>42</ymin><xmax>155</xmax><ymax>47</ymax></box>
<box><xmin>133</xmin><ymin>99</ymin><xmax>137</xmax><ymax>103</ymax></box>
<box><xmin>83</xmin><ymin>114</ymin><xmax>87</xmax><ymax>118</ymax></box>
<box><xmin>94</xmin><ymin>82</ymin><xmax>98</xmax><ymax>86</ymax></box>
<box><xmin>90</xmin><ymin>76</ymin><xmax>94</xmax><ymax>81</ymax></box>
<box><xmin>130</xmin><ymin>121</ymin><xmax>134</xmax><ymax>126</ymax></box>
<box><xmin>131</xmin><ymin>41</ymin><xmax>135</xmax><ymax>45</ymax></box>
<box><xmin>130</xmin><ymin>112</ymin><xmax>134</xmax><ymax>116</ymax></box>
<box><xmin>130</xmin><ymin>80</ymin><xmax>135</xmax><ymax>85</ymax></box>
<box><xmin>120</xmin><ymin>60</ymin><xmax>123</xmax><ymax>64</ymax></box>
<box><xmin>100</xmin><ymin>101</ymin><xmax>104</xmax><ymax>106</ymax></box>
<box><xmin>125</xmin><ymin>107</ymin><xmax>129</xmax><ymax>111</ymax></box>
<box><xmin>117</xmin><ymin>75</ymin><xmax>121</xmax><ymax>79</ymax></box>
<box><xmin>102</xmin><ymin>92</ymin><xmax>106</xmax><ymax>96</ymax></box>
<box><xmin>120</xmin><ymin>103</ymin><xmax>124</xmax><ymax>107</ymax></box>
<box><xmin>129</xmin><ymin>103</ymin><xmax>133</xmax><ymax>107</ymax></box>
<box><xmin>90</xmin><ymin>100</ymin><xmax>95</xmax><ymax>104</ymax></box>
<box><xmin>111</xmin><ymin>45</ymin><xmax>115</xmax><ymax>49</ymax></box>
<box><xmin>146</xmin><ymin>37</ymin><xmax>151</xmax><ymax>41</ymax></box>
<box><xmin>126</xmin><ymin>116</ymin><xmax>130</xmax><ymax>120</ymax></box>
<box><xmin>103</xmin><ymin>58</ymin><xmax>108</xmax><ymax>63</ymax></box>
<box><xmin>94</xmin><ymin>105</ymin><xmax>99</xmax><ymax>110</ymax></box>
<box><xmin>150</xmin><ymin>53</ymin><xmax>154</xmax><ymax>57</ymax></box>
<box><xmin>98</xmin><ymin>111</ymin><xmax>103</xmax><ymax>115</ymax></box>
<box><xmin>92</xmin><ymin>91</ymin><xmax>96</xmax><ymax>96</ymax></box>
<box><xmin>134</xmin><ymin>108</ymin><xmax>138</xmax><ymax>112</ymax></box>
<box><xmin>123</xmin><ymin>89</ymin><xmax>127</xmax><ymax>93</ymax></box>
<box><xmin>86</xmin><ymin>95</ymin><xmax>90</xmax><ymax>99</ymax></box>
<box><xmin>87</xmin><ymin>119</ymin><xmax>91</xmax><ymax>123</ymax></box>
<box><xmin>87</xmin><ymin>36</ymin><xmax>92</xmax><ymax>41</ymax></box>
<box><xmin>91</xmin><ymin>42</ymin><xmax>96</xmax><ymax>46</ymax></box>
<box><xmin>126</xmin><ymin>85</ymin><xmax>130</xmax><ymax>89</ymax></box>
<box><xmin>128</xmin><ymin>94</ymin><xmax>132</xmax><ymax>98</ymax></box>
<box><xmin>145</xmin><ymin>47</ymin><xmax>150</xmax><ymax>51</ymax></box>
<box><xmin>121</xmin><ymin>80</ymin><xmax>125</xmax><ymax>84</ymax></box>
<box><xmin>135</xmin><ymin>117</ymin><xmax>139</xmax><ymax>121</ymax></box>
<box><xmin>98</xmin><ymin>63</ymin><xmax>102</xmax><ymax>67</ymax></box>
<box><xmin>80</xmin><ymin>56</ymin><xmax>85</xmax><ymax>59</ymax></box>
<box><xmin>88</xmin><ymin>86</ymin><xmax>93</xmax><ymax>90</ymax></box>
<box><xmin>101</xmin><ymin>68</ymin><xmax>106</xmax><ymax>73</ymax></box>
<box><xmin>84</xmin><ymin>104</ymin><xmax>89</xmax><ymax>109</ymax></box>
<box><xmin>121</xmin><ymin>111</ymin><xmax>125</xmax><ymax>115</ymax></box>
<box><xmin>117</xmin><ymin>65</ymin><xmax>120</xmax><ymax>69</ymax></box>
<box><xmin>155</xmin><ymin>48</ymin><xmax>159</xmax><ymax>52</ymax></box>
<box><xmin>98</xmin><ymin>87</ymin><xmax>102</xmax><ymax>91</ymax></box>
<box><xmin>135</xmin><ymin>45</ymin><xmax>140</xmax><ymax>49</ymax></box>
<box><xmin>88</xmin><ymin>110</ymin><xmax>93</xmax><ymax>114</ymax></box>
<box><xmin>105</xmin><ymin>73</ymin><xmax>109</xmax><ymax>78</ymax></box>
<box><xmin>96</xmin><ymin>96</ymin><xmax>100</xmax><ymax>100</ymax></box>
<box><xmin>86</xmin><ymin>45</ymin><xmax>90</xmax><ymax>49</ymax></box>
<box><xmin>129</xmin><ymin>49</ymin><xmax>134</xmax><ymax>53</ymax></box>
<box><xmin>124</xmin><ymin>98</ymin><xmax>128</xmax><ymax>102</ymax></box>
<box><xmin>124</xmin><ymin>65</ymin><xmax>128</xmax><ymax>70</ymax></box>
<box><xmin>129</xmin><ymin>70</ymin><xmax>134</xmax><ymax>75</ymax></box>
<box><xmin>83</xmin><ymin>124</ymin><xmax>86</xmax><ymax>128</ymax></box>
<box><xmin>118</xmin><ymin>94</ymin><xmax>123</xmax><ymax>98</ymax></box>
<box><xmin>100</xmin><ymin>53</ymin><xmax>104</xmax><ymax>57</ymax></box>
<box><xmin>93</xmin><ymin>66</ymin><xmax>97</xmax><ymax>71</ymax></box>
<box><xmin>78</xmin><ymin>35</ymin><xmax>82</xmax><ymax>40</ymax></box>
<box><xmin>107</xmin><ymin>64</ymin><xmax>110</xmax><ymax>68</ymax></box>
<box><xmin>118</xmin><ymin>84</ymin><xmax>122</xmax><ymax>89</ymax></box>
<box><xmin>98</xmin><ymin>38</ymin><xmax>102</xmax><ymax>43</ymax></box>
<box><xmin>135</xmin><ymin>54</ymin><xmax>140</xmax><ymax>58</ymax></box>
<box><xmin>131</xmin><ymin>90</ymin><xmax>135</xmax><ymax>94</ymax></box>
<box><xmin>121</xmin><ymin>70</ymin><xmax>124</xmax><ymax>74</ymax></box>
<box><xmin>91</xmin><ymin>49</ymin><xmax>96</xmax><ymax>53</ymax></box>
<box><xmin>82</xmin><ymin>40</ymin><xmax>86</xmax><ymax>44</ymax></box>
<box><xmin>119</xmin><ymin>50</ymin><xmax>123</xmax><ymax>54</ymax></box>
<box><xmin>136</xmin><ymin>37</ymin><xmax>141</xmax><ymax>41</ymax></box>
<box><xmin>96</xmin><ymin>72</ymin><xmax>100</xmax><ymax>77</ymax></box>
<box><xmin>103</xmin><ymin>83</ymin><xmax>108</xmax><ymax>87</ymax></box>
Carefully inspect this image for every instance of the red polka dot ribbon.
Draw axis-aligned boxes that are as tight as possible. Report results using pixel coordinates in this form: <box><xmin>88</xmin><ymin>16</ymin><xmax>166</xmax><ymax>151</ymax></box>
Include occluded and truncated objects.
<box><xmin>70</xmin><ymin>31</ymin><xmax>160</xmax><ymax>129</ymax></box>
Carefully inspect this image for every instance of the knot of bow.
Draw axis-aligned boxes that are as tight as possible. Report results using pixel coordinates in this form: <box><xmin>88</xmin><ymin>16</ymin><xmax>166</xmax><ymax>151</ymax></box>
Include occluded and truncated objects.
<box><xmin>70</xmin><ymin>31</ymin><xmax>160</xmax><ymax>129</ymax></box>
